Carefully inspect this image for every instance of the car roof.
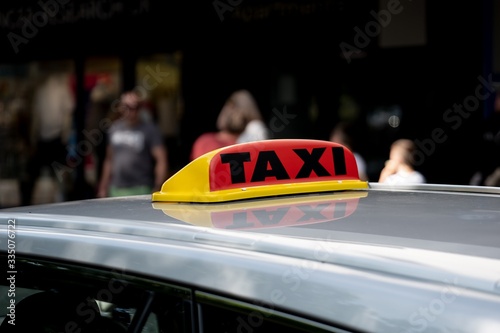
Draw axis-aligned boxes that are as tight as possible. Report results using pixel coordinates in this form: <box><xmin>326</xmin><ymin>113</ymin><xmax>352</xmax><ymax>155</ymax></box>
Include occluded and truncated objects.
<box><xmin>2</xmin><ymin>139</ymin><xmax>500</xmax><ymax>333</ymax></box>
<box><xmin>4</xmin><ymin>183</ymin><xmax>500</xmax><ymax>257</ymax></box>
<box><xmin>3</xmin><ymin>184</ymin><xmax>500</xmax><ymax>330</ymax></box>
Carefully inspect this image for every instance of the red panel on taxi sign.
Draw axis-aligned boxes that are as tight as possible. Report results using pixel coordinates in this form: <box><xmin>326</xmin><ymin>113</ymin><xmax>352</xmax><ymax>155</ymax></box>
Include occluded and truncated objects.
<box><xmin>209</xmin><ymin>140</ymin><xmax>359</xmax><ymax>191</ymax></box>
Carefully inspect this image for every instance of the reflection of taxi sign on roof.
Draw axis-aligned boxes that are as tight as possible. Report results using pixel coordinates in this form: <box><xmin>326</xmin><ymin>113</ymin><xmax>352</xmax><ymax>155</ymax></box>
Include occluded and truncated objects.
<box><xmin>152</xmin><ymin>139</ymin><xmax>368</xmax><ymax>203</ymax></box>
<box><xmin>153</xmin><ymin>191</ymin><xmax>368</xmax><ymax>229</ymax></box>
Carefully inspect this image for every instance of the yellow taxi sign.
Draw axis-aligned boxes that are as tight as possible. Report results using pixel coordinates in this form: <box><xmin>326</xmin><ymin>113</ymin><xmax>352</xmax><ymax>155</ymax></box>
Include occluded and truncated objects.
<box><xmin>152</xmin><ymin>139</ymin><xmax>368</xmax><ymax>203</ymax></box>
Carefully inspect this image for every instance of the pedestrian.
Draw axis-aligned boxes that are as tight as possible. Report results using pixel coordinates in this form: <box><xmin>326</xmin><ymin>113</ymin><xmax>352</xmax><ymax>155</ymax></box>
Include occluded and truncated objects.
<box><xmin>378</xmin><ymin>139</ymin><xmax>426</xmax><ymax>184</ymax></box>
<box><xmin>97</xmin><ymin>90</ymin><xmax>168</xmax><ymax>197</ymax></box>
<box><xmin>190</xmin><ymin>89</ymin><xmax>267</xmax><ymax>160</ymax></box>
<box><xmin>20</xmin><ymin>72</ymin><xmax>75</xmax><ymax>205</ymax></box>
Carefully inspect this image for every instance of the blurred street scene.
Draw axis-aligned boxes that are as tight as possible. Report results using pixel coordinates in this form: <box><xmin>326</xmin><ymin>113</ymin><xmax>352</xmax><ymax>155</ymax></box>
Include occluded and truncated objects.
<box><xmin>0</xmin><ymin>0</ymin><xmax>499</xmax><ymax>207</ymax></box>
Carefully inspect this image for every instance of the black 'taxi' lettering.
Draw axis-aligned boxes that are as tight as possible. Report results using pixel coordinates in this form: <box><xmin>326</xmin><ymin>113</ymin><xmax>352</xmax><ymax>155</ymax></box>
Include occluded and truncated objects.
<box><xmin>332</xmin><ymin>147</ymin><xmax>347</xmax><ymax>175</ymax></box>
<box><xmin>294</xmin><ymin>148</ymin><xmax>330</xmax><ymax>178</ymax></box>
<box><xmin>221</xmin><ymin>152</ymin><xmax>251</xmax><ymax>184</ymax></box>
<box><xmin>251</xmin><ymin>151</ymin><xmax>290</xmax><ymax>182</ymax></box>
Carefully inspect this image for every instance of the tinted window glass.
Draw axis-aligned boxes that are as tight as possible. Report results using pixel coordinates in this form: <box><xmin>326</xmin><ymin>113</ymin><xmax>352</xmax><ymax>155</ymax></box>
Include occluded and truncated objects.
<box><xmin>0</xmin><ymin>255</ymin><xmax>193</xmax><ymax>333</ymax></box>
<box><xmin>197</xmin><ymin>292</ymin><xmax>342</xmax><ymax>333</ymax></box>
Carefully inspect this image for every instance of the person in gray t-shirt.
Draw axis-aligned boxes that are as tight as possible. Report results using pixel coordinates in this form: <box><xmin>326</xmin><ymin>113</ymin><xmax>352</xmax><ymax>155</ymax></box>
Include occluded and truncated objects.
<box><xmin>97</xmin><ymin>91</ymin><xmax>168</xmax><ymax>197</ymax></box>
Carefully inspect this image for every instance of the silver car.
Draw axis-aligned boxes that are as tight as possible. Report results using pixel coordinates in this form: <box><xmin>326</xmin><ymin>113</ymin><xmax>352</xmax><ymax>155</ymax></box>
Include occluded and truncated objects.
<box><xmin>1</xmin><ymin>139</ymin><xmax>499</xmax><ymax>333</ymax></box>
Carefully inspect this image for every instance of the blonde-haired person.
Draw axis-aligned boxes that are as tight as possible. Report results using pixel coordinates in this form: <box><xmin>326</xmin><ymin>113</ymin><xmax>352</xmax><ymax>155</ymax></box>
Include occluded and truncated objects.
<box><xmin>233</xmin><ymin>90</ymin><xmax>270</xmax><ymax>144</ymax></box>
<box><xmin>190</xmin><ymin>89</ymin><xmax>268</xmax><ymax>160</ymax></box>
<box><xmin>378</xmin><ymin>139</ymin><xmax>426</xmax><ymax>184</ymax></box>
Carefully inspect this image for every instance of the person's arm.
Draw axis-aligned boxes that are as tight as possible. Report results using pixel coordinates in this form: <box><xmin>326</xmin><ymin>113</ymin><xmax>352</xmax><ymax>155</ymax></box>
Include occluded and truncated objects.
<box><xmin>97</xmin><ymin>145</ymin><xmax>113</xmax><ymax>198</ymax></box>
<box><xmin>151</xmin><ymin>145</ymin><xmax>168</xmax><ymax>192</ymax></box>
<box><xmin>378</xmin><ymin>159</ymin><xmax>399</xmax><ymax>183</ymax></box>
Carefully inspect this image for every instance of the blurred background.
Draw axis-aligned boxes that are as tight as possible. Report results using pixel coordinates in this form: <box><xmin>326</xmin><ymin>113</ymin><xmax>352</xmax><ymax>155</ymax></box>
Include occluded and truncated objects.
<box><xmin>0</xmin><ymin>0</ymin><xmax>499</xmax><ymax>207</ymax></box>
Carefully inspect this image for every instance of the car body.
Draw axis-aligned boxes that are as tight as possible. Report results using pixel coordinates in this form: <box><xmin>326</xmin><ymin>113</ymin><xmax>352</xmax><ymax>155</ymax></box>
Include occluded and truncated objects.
<box><xmin>1</xmin><ymin>139</ymin><xmax>499</xmax><ymax>333</ymax></box>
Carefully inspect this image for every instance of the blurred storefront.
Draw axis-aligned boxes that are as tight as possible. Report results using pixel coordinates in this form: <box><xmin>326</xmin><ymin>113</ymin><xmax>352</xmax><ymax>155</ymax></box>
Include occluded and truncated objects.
<box><xmin>0</xmin><ymin>53</ymin><xmax>183</xmax><ymax>206</ymax></box>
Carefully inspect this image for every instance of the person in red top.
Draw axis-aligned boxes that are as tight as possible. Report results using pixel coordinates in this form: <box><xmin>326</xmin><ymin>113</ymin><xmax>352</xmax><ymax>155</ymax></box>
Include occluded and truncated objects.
<box><xmin>190</xmin><ymin>89</ymin><xmax>264</xmax><ymax>160</ymax></box>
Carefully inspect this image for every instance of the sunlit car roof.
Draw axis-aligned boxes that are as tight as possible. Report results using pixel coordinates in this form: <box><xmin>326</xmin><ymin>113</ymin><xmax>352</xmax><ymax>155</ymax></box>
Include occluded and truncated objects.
<box><xmin>4</xmin><ymin>183</ymin><xmax>499</xmax><ymax>256</ymax></box>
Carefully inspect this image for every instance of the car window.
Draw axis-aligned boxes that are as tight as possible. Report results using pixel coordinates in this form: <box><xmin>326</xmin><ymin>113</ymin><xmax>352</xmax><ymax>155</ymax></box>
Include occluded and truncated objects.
<box><xmin>196</xmin><ymin>291</ymin><xmax>344</xmax><ymax>333</ymax></box>
<box><xmin>0</xmin><ymin>255</ymin><xmax>193</xmax><ymax>333</ymax></box>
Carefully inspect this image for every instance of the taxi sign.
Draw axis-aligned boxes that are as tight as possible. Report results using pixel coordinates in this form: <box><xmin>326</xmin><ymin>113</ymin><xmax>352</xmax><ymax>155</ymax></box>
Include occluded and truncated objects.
<box><xmin>152</xmin><ymin>139</ymin><xmax>368</xmax><ymax>203</ymax></box>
